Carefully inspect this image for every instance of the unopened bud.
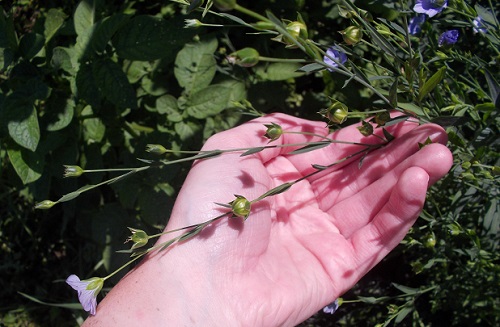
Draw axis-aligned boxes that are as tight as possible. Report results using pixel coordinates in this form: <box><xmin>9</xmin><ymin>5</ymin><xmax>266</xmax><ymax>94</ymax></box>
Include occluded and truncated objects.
<box><xmin>252</xmin><ymin>21</ymin><xmax>275</xmax><ymax>30</ymax></box>
<box><xmin>320</xmin><ymin>100</ymin><xmax>348</xmax><ymax>124</ymax></box>
<box><xmin>126</xmin><ymin>228</ymin><xmax>149</xmax><ymax>250</ymax></box>
<box><xmin>63</xmin><ymin>165</ymin><xmax>84</xmax><ymax>178</ymax></box>
<box><xmin>286</xmin><ymin>21</ymin><xmax>308</xmax><ymax>40</ymax></box>
<box><xmin>34</xmin><ymin>200</ymin><xmax>57</xmax><ymax>210</ymax></box>
<box><xmin>227</xmin><ymin>47</ymin><xmax>260</xmax><ymax>67</ymax></box>
<box><xmin>146</xmin><ymin>144</ymin><xmax>168</xmax><ymax>155</ymax></box>
<box><xmin>340</xmin><ymin>26</ymin><xmax>363</xmax><ymax>45</ymax></box>
<box><xmin>230</xmin><ymin>195</ymin><xmax>251</xmax><ymax>219</ymax></box>
<box><xmin>263</xmin><ymin>123</ymin><xmax>283</xmax><ymax>142</ymax></box>
<box><xmin>357</xmin><ymin>121</ymin><xmax>373</xmax><ymax>136</ymax></box>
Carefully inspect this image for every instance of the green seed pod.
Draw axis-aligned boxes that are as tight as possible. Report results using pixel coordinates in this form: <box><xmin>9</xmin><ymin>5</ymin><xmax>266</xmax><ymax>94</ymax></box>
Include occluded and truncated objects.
<box><xmin>357</xmin><ymin>120</ymin><xmax>374</xmax><ymax>136</ymax></box>
<box><xmin>422</xmin><ymin>232</ymin><xmax>436</xmax><ymax>248</ymax></box>
<box><xmin>63</xmin><ymin>165</ymin><xmax>84</xmax><ymax>178</ymax></box>
<box><xmin>321</xmin><ymin>100</ymin><xmax>348</xmax><ymax>124</ymax></box>
<box><xmin>228</xmin><ymin>47</ymin><xmax>260</xmax><ymax>67</ymax></box>
<box><xmin>263</xmin><ymin>123</ymin><xmax>283</xmax><ymax>142</ymax></box>
<box><xmin>340</xmin><ymin>26</ymin><xmax>363</xmax><ymax>45</ymax></box>
<box><xmin>146</xmin><ymin>144</ymin><xmax>168</xmax><ymax>155</ymax></box>
<box><xmin>127</xmin><ymin>228</ymin><xmax>149</xmax><ymax>250</ymax></box>
<box><xmin>34</xmin><ymin>200</ymin><xmax>57</xmax><ymax>210</ymax></box>
<box><xmin>231</xmin><ymin>195</ymin><xmax>251</xmax><ymax>219</ymax></box>
<box><xmin>285</xmin><ymin>21</ymin><xmax>308</xmax><ymax>41</ymax></box>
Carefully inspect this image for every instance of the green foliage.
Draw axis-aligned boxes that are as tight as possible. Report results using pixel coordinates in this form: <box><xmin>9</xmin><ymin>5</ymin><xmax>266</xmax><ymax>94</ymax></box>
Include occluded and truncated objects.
<box><xmin>1</xmin><ymin>0</ymin><xmax>499</xmax><ymax>325</ymax></box>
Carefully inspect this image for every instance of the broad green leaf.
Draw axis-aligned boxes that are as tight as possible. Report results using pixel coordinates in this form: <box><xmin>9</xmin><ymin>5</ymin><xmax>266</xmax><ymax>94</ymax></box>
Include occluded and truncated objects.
<box><xmin>113</xmin><ymin>15</ymin><xmax>194</xmax><ymax>61</ymax></box>
<box><xmin>74</xmin><ymin>0</ymin><xmax>95</xmax><ymax>37</ymax></box>
<box><xmin>0</xmin><ymin>11</ymin><xmax>17</xmax><ymax>69</ymax></box>
<box><xmin>185</xmin><ymin>85</ymin><xmax>231</xmax><ymax>119</ymax></box>
<box><xmin>418</xmin><ymin>66</ymin><xmax>446</xmax><ymax>102</ymax></box>
<box><xmin>74</xmin><ymin>24</ymin><xmax>95</xmax><ymax>60</ymax></box>
<box><xmin>81</xmin><ymin>105</ymin><xmax>105</xmax><ymax>142</ymax></box>
<box><xmin>45</xmin><ymin>96</ymin><xmax>75</xmax><ymax>131</ymax></box>
<box><xmin>76</xmin><ymin>61</ymin><xmax>101</xmax><ymax>107</ymax></box>
<box><xmin>92</xmin><ymin>59</ymin><xmax>137</xmax><ymax>110</ymax></box>
<box><xmin>255</xmin><ymin>62</ymin><xmax>304</xmax><ymax>81</ymax></box>
<box><xmin>51</xmin><ymin>46</ymin><xmax>75</xmax><ymax>74</ymax></box>
<box><xmin>7</xmin><ymin>146</ymin><xmax>43</xmax><ymax>184</ymax></box>
<box><xmin>91</xmin><ymin>14</ymin><xmax>130</xmax><ymax>53</ymax></box>
<box><xmin>44</xmin><ymin>9</ymin><xmax>66</xmax><ymax>43</ymax></box>
<box><xmin>174</xmin><ymin>120</ymin><xmax>201</xmax><ymax>141</ymax></box>
<box><xmin>156</xmin><ymin>94</ymin><xmax>183</xmax><ymax>122</ymax></box>
<box><xmin>7</xmin><ymin>104</ymin><xmax>40</xmax><ymax>151</ymax></box>
<box><xmin>174</xmin><ymin>37</ymin><xmax>218</xmax><ymax>94</ymax></box>
<box><xmin>18</xmin><ymin>32</ymin><xmax>45</xmax><ymax>60</ymax></box>
<box><xmin>397</xmin><ymin>102</ymin><xmax>425</xmax><ymax>116</ymax></box>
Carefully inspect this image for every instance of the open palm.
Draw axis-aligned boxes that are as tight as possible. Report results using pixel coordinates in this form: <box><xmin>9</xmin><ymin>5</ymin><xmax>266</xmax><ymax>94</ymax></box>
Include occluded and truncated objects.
<box><xmin>84</xmin><ymin>113</ymin><xmax>452</xmax><ymax>327</ymax></box>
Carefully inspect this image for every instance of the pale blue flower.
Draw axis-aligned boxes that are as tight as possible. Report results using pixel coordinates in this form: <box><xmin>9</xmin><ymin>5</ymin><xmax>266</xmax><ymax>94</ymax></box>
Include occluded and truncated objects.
<box><xmin>413</xmin><ymin>0</ymin><xmax>448</xmax><ymax>18</ymax></box>
<box><xmin>323</xmin><ymin>299</ymin><xmax>339</xmax><ymax>314</ymax></box>
<box><xmin>323</xmin><ymin>46</ymin><xmax>348</xmax><ymax>72</ymax></box>
<box><xmin>66</xmin><ymin>274</ymin><xmax>104</xmax><ymax>315</ymax></box>
<box><xmin>438</xmin><ymin>30</ymin><xmax>459</xmax><ymax>47</ymax></box>
<box><xmin>408</xmin><ymin>15</ymin><xmax>426</xmax><ymax>35</ymax></box>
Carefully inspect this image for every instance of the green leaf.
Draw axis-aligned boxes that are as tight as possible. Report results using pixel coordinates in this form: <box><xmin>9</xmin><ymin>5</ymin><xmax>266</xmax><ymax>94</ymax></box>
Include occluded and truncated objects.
<box><xmin>81</xmin><ymin>105</ymin><xmax>105</xmax><ymax>142</ymax></box>
<box><xmin>418</xmin><ymin>66</ymin><xmax>446</xmax><ymax>102</ymax></box>
<box><xmin>18</xmin><ymin>32</ymin><xmax>45</xmax><ymax>60</ymax></box>
<box><xmin>297</xmin><ymin>63</ymin><xmax>324</xmax><ymax>73</ymax></box>
<box><xmin>91</xmin><ymin>14</ymin><xmax>130</xmax><ymax>53</ymax></box>
<box><xmin>7</xmin><ymin>104</ymin><xmax>40</xmax><ymax>151</ymax></box>
<box><xmin>0</xmin><ymin>11</ymin><xmax>17</xmax><ymax>69</ymax></box>
<box><xmin>185</xmin><ymin>85</ymin><xmax>231</xmax><ymax>119</ymax></box>
<box><xmin>51</xmin><ymin>46</ymin><xmax>75</xmax><ymax>74</ymax></box>
<box><xmin>76</xmin><ymin>61</ymin><xmax>101</xmax><ymax>107</ymax></box>
<box><xmin>7</xmin><ymin>146</ymin><xmax>43</xmax><ymax>184</ymax></box>
<box><xmin>113</xmin><ymin>15</ymin><xmax>194</xmax><ymax>61</ymax></box>
<box><xmin>74</xmin><ymin>0</ymin><xmax>95</xmax><ymax>37</ymax></box>
<box><xmin>45</xmin><ymin>96</ymin><xmax>75</xmax><ymax>131</ymax></box>
<box><xmin>255</xmin><ymin>182</ymin><xmax>293</xmax><ymax>201</ymax></box>
<box><xmin>44</xmin><ymin>8</ymin><xmax>66</xmax><ymax>43</ymax></box>
<box><xmin>174</xmin><ymin>37</ymin><xmax>218</xmax><ymax>94</ymax></box>
<box><xmin>241</xmin><ymin>147</ymin><xmax>266</xmax><ymax>156</ymax></box>
<box><xmin>388</xmin><ymin>78</ymin><xmax>398</xmax><ymax>108</ymax></box>
<box><xmin>254</xmin><ymin>62</ymin><xmax>304</xmax><ymax>81</ymax></box>
<box><xmin>156</xmin><ymin>94</ymin><xmax>183</xmax><ymax>122</ymax></box>
<box><xmin>92</xmin><ymin>59</ymin><xmax>137</xmax><ymax>110</ymax></box>
<box><xmin>174</xmin><ymin>120</ymin><xmax>201</xmax><ymax>141</ymax></box>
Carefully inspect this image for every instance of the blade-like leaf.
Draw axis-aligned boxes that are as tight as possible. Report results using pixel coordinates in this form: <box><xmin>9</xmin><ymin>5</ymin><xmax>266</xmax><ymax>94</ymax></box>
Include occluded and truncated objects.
<box><xmin>418</xmin><ymin>66</ymin><xmax>446</xmax><ymax>102</ymax></box>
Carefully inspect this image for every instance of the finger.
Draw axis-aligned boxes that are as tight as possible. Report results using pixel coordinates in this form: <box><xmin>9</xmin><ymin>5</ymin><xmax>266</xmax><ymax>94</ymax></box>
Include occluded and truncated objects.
<box><xmin>313</xmin><ymin>123</ymin><xmax>449</xmax><ymax>210</ymax></box>
<box><xmin>339</xmin><ymin>166</ymin><xmax>430</xmax><ymax>290</ymax></box>
<box><xmin>328</xmin><ymin>143</ymin><xmax>452</xmax><ymax>237</ymax></box>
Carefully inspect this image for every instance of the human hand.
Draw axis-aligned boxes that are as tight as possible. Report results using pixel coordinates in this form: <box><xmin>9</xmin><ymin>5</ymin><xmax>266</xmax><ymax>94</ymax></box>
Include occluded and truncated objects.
<box><xmin>83</xmin><ymin>113</ymin><xmax>452</xmax><ymax>326</ymax></box>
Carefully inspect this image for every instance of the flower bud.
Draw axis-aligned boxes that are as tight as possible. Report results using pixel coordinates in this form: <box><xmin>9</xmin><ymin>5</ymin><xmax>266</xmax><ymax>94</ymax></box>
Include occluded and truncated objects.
<box><xmin>461</xmin><ymin>161</ymin><xmax>471</xmax><ymax>170</ymax></box>
<box><xmin>252</xmin><ymin>21</ymin><xmax>275</xmax><ymax>30</ymax></box>
<box><xmin>230</xmin><ymin>195</ymin><xmax>251</xmax><ymax>219</ymax></box>
<box><xmin>338</xmin><ymin>5</ymin><xmax>355</xmax><ymax>19</ymax></box>
<box><xmin>357</xmin><ymin>120</ymin><xmax>374</xmax><ymax>136</ymax></box>
<box><xmin>227</xmin><ymin>47</ymin><xmax>260</xmax><ymax>67</ymax></box>
<box><xmin>126</xmin><ymin>228</ymin><xmax>149</xmax><ymax>250</ymax></box>
<box><xmin>214</xmin><ymin>0</ymin><xmax>237</xmax><ymax>11</ymax></box>
<box><xmin>422</xmin><ymin>232</ymin><xmax>436</xmax><ymax>248</ymax></box>
<box><xmin>64</xmin><ymin>165</ymin><xmax>84</xmax><ymax>178</ymax></box>
<box><xmin>146</xmin><ymin>144</ymin><xmax>168</xmax><ymax>155</ymax></box>
<box><xmin>340</xmin><ymin>26</ymin><xmax>363</xmax><ymax>45</ymax></box>
<box><xmin>34</xmin><ymin>200</ymin><xmax>57</xmax><ymax>210</ymax></box>
<box><xmin>286</xmin><ymin>21</ymin><xmax>308</xmax><ymax>40</ymax></box>
<box><xmin>263</xmin><ymin>123</ymin><xmax>283</xmax><ymax>142</ymax></box>
<box><xmin>320</xmin><ymin>100</ymin><xmax>348</xmax><ymax>124</ymax></box>
<box><xmin>184</xmin><ymin>19</ymin><xmax>203</xmax><ymax>28</ymax></box>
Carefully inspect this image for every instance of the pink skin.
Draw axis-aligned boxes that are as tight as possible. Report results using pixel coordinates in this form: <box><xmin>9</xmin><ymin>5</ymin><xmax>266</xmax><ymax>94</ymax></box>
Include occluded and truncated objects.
<box><xmin>82</xmin><ymin>113</ymin><xmax>453</xmax><ymax>326</ymax></box>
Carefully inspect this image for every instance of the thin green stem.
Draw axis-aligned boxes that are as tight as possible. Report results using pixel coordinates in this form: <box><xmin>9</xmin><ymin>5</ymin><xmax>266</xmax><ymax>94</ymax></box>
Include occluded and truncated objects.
<box><xmin>234</xmin><ymin>4</ymin><xmax>270</xmax><ymax>23</ymax></box>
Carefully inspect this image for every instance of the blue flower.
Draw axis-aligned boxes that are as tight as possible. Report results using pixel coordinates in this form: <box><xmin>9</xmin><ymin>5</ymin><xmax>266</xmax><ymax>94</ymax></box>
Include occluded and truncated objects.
<box><xmin>438</xmin><ymin>30</ymin><xmax>459</xmax><ymax>47</ymax></box>
<box><xmin>408</xmin><ymin>14</ymin><xmax>426</xmax><ymax>35</ymax></box>
<box><xmin>323</xmin><ymin>299</ymin><xmax>339</xmax><ymax>314</ymax></box>
<box><xmin>473</xmin><ymin>16</ymin><xmax>487</xmax><ymax>34</ymax></box>
<box><xmin>413</xmin><ymin>0</ymin><xmax>448</xmax><ymax>18</ymax></box>
<box><xmin>323</xmin><ymin>46</ymin><xmax>348</xmax><ymax>72</ymax></box>
<box><xmin>66</xmin><ymin>274</ymin><xmax>104</xmax><ymax>315</ymax></box>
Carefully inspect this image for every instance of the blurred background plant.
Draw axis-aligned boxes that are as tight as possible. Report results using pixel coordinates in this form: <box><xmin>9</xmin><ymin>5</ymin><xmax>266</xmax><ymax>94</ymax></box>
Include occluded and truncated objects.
<box><xmin>0</xmin><ymin>0</ymin><xmax>498</xmax><ymax>326</ymax></box>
